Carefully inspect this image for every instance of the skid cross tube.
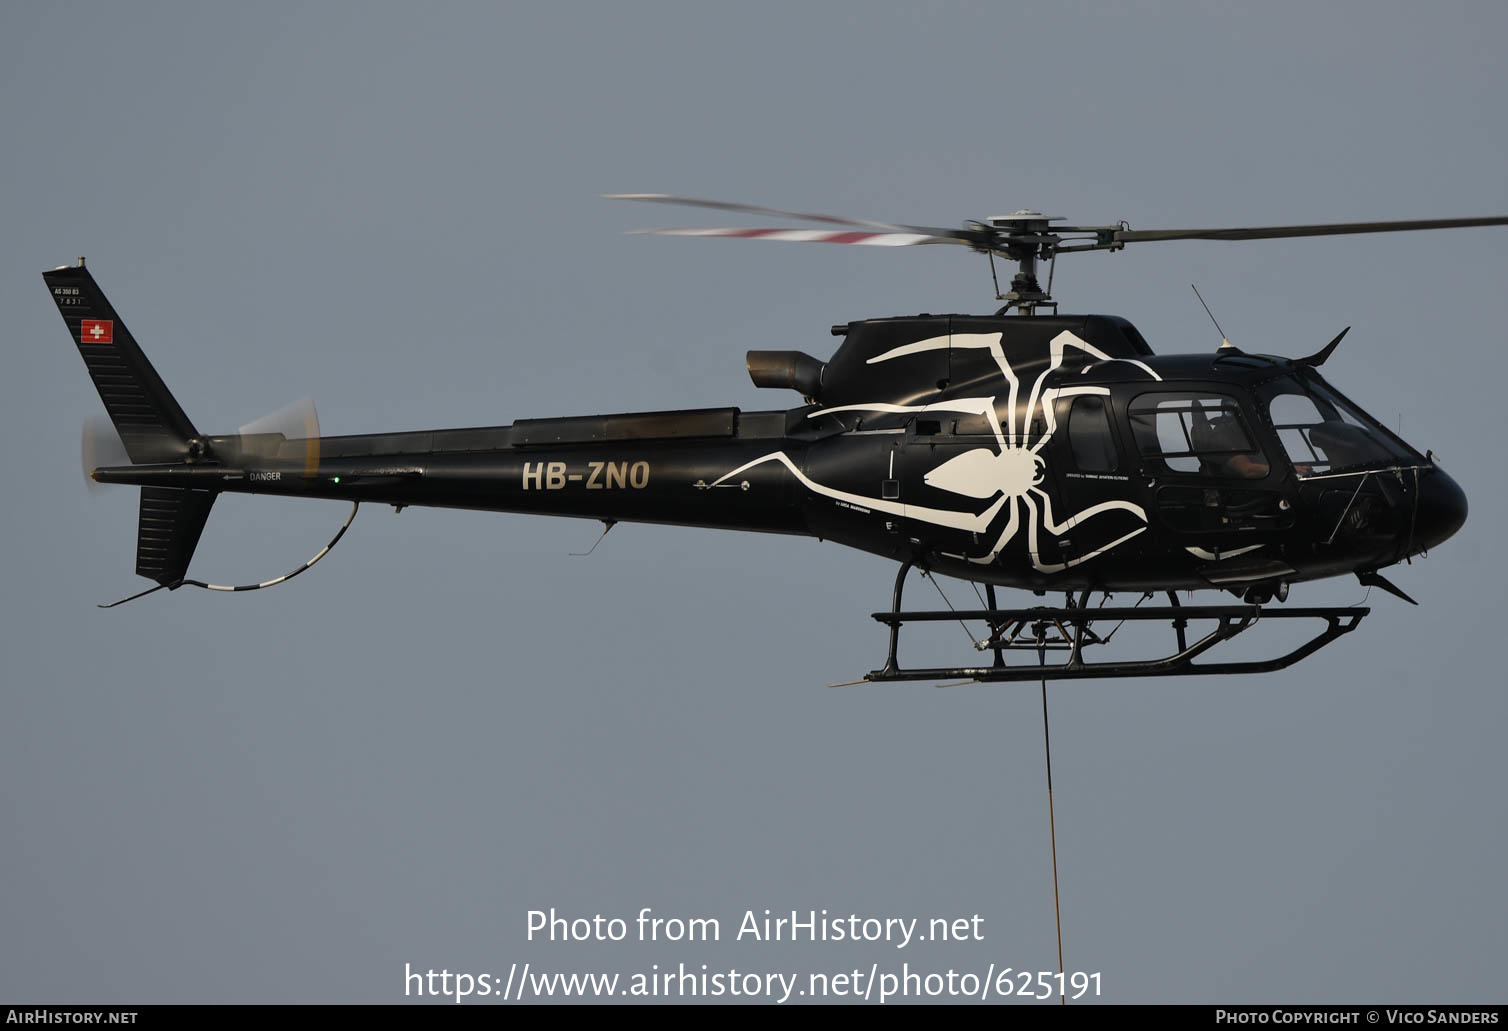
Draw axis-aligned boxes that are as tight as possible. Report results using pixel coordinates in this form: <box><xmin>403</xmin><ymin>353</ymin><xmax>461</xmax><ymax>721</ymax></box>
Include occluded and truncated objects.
<box><xmin>866</xmin><ymin>598</ymin><xmax>1370</xmax><ymax>683</ymax></box>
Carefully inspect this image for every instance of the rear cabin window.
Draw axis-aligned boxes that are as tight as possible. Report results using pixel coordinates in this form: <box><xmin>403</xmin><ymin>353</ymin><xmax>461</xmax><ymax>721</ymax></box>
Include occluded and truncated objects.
<box><xmin>1066</xmin><ymin>394</ymin><xmax>1118</xmax><ymax>472</ymax></box>
<box><xmin>1128</xmin><ymin>394</ymin><xmax>1269</xmax><ymax>479</ymax></box>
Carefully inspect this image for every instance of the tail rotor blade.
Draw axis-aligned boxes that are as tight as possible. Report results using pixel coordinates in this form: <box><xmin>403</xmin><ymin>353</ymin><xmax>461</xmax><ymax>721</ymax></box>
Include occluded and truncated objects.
<box><xmin>237</xmin><ymin>396</ymin><xmax>319</xmax><ymax>439</ymax></box>
<box><xmin>236</xmin><ymin>397</ymin><xmax>321</xmax><ymax>475</ymax></box>
<box><xmin>81</xmin><ymin>416</ymin><xmax>129</xmax><ymax>493</ymax></box>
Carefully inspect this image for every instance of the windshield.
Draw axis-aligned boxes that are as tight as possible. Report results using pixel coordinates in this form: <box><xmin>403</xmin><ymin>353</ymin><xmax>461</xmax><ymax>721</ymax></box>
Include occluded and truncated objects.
<box><xmin>1256</xmin><ymin>373</ymin><xmax>1417</xmax><ymax>476</ymax></box>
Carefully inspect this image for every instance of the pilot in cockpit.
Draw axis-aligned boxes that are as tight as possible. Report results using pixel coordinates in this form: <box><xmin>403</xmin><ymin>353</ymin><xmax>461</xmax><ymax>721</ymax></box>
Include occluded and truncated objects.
<box><xmin>1203</xmin><ymin>413</ymin><xmax>1269</xmax><ymax>479</ymax></box>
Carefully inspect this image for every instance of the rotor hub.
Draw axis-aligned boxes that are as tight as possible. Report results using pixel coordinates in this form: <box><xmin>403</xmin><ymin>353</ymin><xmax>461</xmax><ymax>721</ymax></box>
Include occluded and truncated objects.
<box><xmin>987</xmin><ymin>210</ymin><xmax>1061</xmax><ymax>229</ymax></box>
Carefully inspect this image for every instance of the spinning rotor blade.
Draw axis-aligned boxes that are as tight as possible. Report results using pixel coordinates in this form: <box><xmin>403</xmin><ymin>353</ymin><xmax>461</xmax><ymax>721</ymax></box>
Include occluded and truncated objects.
<box><xmin>612</xmin><ymin>193</ymin><xmax>1508</xmax><ymax>308</ymax></box>
<box><xmin>605</xmin><ymin>192</ymin><xmax>973</xmax><ymax>239</ymax></box>
<box><xmin>629</xmin><ymin>226</ymin><xmax>968</xmax><ymax>247</ymax></box>
<box><xmin>81</xmin><ymin>416</ymin><xmax>129</xmax><ymax>493</ymax></box>
<box><xmin>237</xmin><ymin>396</ymin><xmax>319</xmax><ymax>440</ymax></box>
<box><xmin>236</xmin><ymin>397</ymin><xmax>321</xmax><ymax>475</ymax></box>
<box><xmin>1117</xmin><ymin>215</ymin><xmax>1508</xmax><ymax>244</ymax></box>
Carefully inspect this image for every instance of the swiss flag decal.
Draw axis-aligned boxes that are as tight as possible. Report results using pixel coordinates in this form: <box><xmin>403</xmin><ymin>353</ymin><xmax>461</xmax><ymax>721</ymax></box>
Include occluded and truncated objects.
<box><xmin>81</xmin><ymin>320</ymin><xmax>114</xmax><ymax>344</ymax></box>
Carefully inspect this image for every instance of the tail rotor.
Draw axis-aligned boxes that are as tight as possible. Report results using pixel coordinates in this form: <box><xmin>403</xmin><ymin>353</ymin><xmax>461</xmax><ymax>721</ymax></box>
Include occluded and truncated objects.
<box><xmin>234</xmin><ymin>396</ymin><xmax>321</xmax><ymax>475</ymax></box>
<box><xmin>80</xmin><ymin>416</ymin><xmax>130</xmax><ymax>494</ymax></box>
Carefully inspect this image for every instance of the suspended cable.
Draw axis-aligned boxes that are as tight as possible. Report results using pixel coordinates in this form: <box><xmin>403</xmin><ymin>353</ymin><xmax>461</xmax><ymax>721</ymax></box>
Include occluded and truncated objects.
<box><xmin>1037</xmin><ymin>630</ymin><xmax>1066</xmax><ymax>1005</ymax></box>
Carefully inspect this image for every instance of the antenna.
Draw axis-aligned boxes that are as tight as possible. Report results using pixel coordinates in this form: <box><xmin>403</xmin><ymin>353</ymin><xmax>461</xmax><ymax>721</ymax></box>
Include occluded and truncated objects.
<box><xmin>1191</xmin><ymin>284</ymin><xmax>1233</xmax><ymax>349</ymax></box>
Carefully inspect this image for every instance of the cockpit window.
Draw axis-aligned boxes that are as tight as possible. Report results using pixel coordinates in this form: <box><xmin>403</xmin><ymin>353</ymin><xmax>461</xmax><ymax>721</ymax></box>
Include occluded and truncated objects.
<box><xmin>1257</xmin><ymin>375</ymin><xmax>1413</xmax><ymax>475</ymax></box>
<box><xmin>1128</xmin><ymin>393</ymin><xmax>1270</xmax><ymax>479</ymax></box>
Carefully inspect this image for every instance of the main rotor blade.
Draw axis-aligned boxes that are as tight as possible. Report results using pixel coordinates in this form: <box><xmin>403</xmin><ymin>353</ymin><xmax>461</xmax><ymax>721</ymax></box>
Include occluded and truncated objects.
<box><xmin>606</xmin><ymin>193</ymin><xmax>975</xmax><ymax>240</ymax></box>
<box><xmin>1118</xmin><ymin>215</ymin><xmax>1508</xmax><ymax>244</ymax></box>
<box><xmin>630</xmin><ymin>226</ymin><xmax>970</xmax><ymax>247</ymax></box>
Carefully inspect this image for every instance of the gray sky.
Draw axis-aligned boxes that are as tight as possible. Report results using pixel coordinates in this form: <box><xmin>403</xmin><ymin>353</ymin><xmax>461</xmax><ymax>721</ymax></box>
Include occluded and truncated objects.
<box><xmin>2</xmin><ymin>1</ymin><xmax>1504</xmax><ymax>1005</ymax></box>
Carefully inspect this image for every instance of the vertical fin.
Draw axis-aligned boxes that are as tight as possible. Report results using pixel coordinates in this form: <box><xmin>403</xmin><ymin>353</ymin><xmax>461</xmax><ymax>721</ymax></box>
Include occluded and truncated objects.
<box><xmin>136</xmin><ymin>487</ymin><xmax>217</xmax><ymax>586</ymax></box>
<box><xmin>43</xmin><ymin>262</ymin><xmax>199</xmax><ymax>463</ymax></box>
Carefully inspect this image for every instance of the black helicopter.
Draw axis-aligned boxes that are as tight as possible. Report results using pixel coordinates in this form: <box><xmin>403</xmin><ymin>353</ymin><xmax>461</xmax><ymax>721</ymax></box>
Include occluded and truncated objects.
<box><xmin>50</xmin><ymin>197</ymin><xmax>1499</xmax><ymax>682</ymax></box>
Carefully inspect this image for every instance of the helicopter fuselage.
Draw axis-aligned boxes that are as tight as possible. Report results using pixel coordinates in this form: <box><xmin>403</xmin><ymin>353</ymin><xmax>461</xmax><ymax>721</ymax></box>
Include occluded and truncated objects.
<box><xmin>95</xmin><ymin>312</ymin><xmax>1466</xmax><ymax>599</ymax></box>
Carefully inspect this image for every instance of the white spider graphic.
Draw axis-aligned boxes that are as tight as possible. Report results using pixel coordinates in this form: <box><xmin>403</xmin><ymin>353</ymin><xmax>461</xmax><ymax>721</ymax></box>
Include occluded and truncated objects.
<box><xmin>704</xmin><ymin>330</ymin><xmax>1161</xmax><ymax>574</ymax></box>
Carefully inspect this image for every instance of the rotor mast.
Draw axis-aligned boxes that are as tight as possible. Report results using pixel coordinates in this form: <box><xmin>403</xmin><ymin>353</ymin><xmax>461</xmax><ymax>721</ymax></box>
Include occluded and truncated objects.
<box><xmin>988</xmin><ymin>211</ymin><xmax>1061</xmax><ymax>316</ymax></box>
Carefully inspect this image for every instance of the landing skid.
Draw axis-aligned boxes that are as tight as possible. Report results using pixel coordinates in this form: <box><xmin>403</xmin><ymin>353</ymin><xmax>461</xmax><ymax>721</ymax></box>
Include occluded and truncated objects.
<box><xmin>864</xmin><ymin>562</ymin><xmax>1369</xmax><ymax>683</ymax></box>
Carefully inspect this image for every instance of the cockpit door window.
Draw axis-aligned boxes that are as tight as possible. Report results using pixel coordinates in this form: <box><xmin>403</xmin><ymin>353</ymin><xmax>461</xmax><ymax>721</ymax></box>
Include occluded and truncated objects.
<box><xmin>1128</xmin><ymin>394</ymin><xmax>1270</xmax><ymax>480</ymax></box>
